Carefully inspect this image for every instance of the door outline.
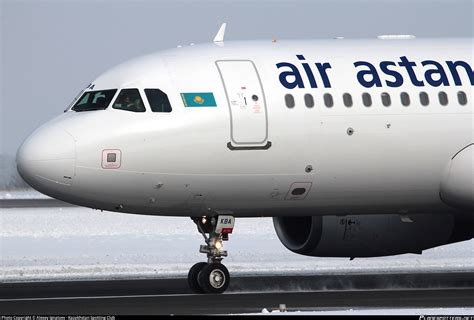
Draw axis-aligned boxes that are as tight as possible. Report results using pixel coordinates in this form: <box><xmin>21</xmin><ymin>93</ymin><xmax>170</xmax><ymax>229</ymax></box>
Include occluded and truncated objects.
<box><xmin>216</xmin><ymin>60</ymin><xmax>271</xmax><ymax>149</ymax></box>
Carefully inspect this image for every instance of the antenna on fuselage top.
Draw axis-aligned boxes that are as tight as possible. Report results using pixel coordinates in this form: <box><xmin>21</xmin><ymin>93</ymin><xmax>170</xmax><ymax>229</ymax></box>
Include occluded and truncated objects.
<box><xmin>213</xmin><ymin>23</ymin><xmax>227</xmax><ymax>43</ymax></box>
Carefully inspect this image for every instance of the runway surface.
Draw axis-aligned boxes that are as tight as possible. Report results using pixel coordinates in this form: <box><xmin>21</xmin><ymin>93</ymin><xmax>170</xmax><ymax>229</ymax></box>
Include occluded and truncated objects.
<box><xmin>1</xmin><ymin>272</ymin><xmax>473</xmax><ymax>314</ymax></box>
<box><xmin>2</xmin><ymin>199</ymin><xmax>473</xmax><ymax>314</ymax></box>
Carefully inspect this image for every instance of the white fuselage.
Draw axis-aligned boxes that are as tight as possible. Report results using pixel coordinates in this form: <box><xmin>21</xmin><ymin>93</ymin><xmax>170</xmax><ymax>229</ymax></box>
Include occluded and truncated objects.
<box><xmin>17</xmin><ymin>38</ymin><xmax>474</xmax><ymax>217</ymax></box>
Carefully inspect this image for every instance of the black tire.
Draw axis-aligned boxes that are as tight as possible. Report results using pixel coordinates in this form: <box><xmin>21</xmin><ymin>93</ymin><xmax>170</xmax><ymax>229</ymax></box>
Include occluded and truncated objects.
<box><xmin>188</xmin><ymin>262</ymin><xmax>207</xmax><ymax>294</ymax></box>
<box><xmin>198</xmin><ymin>263</ymin><xmax>230</xmax><ymax>294</ymax></box>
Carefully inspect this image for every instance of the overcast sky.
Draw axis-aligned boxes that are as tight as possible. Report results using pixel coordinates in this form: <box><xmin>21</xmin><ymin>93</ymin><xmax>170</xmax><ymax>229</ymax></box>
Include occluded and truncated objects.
<box><xmin>1</xmin><ymin>0</ymin><xmax>473</xmax><ymax>156</ymax></box>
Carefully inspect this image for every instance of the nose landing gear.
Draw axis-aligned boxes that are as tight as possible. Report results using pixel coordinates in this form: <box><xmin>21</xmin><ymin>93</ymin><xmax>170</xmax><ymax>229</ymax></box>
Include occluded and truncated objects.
<box><xmin>188</xmin><ymin>215</ymin><xmax>234</xmax><ymax>294</ymax></box>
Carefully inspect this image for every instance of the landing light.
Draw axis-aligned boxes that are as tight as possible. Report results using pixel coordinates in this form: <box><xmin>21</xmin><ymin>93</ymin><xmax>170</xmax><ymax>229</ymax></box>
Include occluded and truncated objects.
<box><xmin>215</xmin><ymin>240</ymin><xmax>223</xmax><ymax>250</ymax></box>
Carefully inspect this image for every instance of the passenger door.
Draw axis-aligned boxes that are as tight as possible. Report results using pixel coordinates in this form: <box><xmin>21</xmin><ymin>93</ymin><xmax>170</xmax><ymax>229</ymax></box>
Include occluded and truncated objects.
<box><xmin>216</xmin><ymin>60</ymin><xmax>270</xmax><ymax>150</ymax></box>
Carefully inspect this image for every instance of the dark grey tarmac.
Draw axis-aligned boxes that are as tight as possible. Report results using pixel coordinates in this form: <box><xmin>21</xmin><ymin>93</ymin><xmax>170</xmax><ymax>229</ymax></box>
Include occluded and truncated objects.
<box><xmin>2</xmin><ymin>200</ymin><xmax>473</xmax><ymax>314</ymax></box>
<box><xmin>1</xmin><ymin>272</ymin><xmax>473</xmax><ymax>315</ymax></box>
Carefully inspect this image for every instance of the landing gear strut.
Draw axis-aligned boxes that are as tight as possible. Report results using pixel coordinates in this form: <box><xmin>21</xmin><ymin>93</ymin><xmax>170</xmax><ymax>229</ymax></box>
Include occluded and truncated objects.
<box><xmin>188</xmin><ymin>215</ymin><xmax>234</xmax><ymax>294</ymax></box>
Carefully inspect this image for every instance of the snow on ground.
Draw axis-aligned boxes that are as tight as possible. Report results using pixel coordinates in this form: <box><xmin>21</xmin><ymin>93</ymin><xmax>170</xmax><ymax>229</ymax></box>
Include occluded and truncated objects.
<box><xmin>0</xmin><ymin>189</ymin><xmax>50</xmax><ymax>200</ymax></box>
<box><xmin>245</xmin><ymin>307</ymin><xmax>474</xmax><ymax>315</ymax></box>
<box><xmin>1</xmin><ymin>206</ymin><xmax>473</xmax><ymax>282</ymax></box>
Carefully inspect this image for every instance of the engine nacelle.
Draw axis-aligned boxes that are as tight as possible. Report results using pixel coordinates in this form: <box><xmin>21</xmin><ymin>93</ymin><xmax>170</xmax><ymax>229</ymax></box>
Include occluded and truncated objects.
<box><xmin>440</xmin><ymin>144</ymin><xmax>474</xmax><ymax>210</ymax></box>
<box><xmin>273</xmin><ymin>214</ymin><xmax>472</xmax><ymax>258</ymax></box>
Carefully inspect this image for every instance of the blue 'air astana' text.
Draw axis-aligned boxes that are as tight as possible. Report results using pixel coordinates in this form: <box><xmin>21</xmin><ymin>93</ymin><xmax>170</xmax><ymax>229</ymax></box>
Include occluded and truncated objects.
<box><xmin>276</xmin><ymin>55</ymin><xmax>474</xmax><ymax>89</ymax></box>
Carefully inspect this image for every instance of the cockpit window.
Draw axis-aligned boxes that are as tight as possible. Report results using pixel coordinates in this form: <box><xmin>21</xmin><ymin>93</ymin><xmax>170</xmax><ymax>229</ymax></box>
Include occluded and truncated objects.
<box><xmin>66</xmin><ymin>89</ymin><xmax>85</xmax><ymax>111</ymax></box>
<box><xmin>112</xmin><ymin>89</ymin><xmax>146</xmax><ymax>112</ymax></box>
<box><xmin>72</xmin><ymin>89</ymin><xmax>117</xmax><ymax>112</ymax></box>
<box><xmin>145</xmin><ymin>89</ymin><xmax>172</xmax><ymax>113</ymax></box>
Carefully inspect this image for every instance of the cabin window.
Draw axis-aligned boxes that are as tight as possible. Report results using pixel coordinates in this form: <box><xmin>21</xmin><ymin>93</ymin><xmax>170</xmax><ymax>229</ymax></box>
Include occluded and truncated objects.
<box><xmin>457</xmin><ymin>91</ymin><xmax>468</xmax><ymax>106</ymax></box>
<box><xmin>324</xmin><ymin>93</ymin><xmax>334</xmax><ymax>108</ymax></box>
<box><xmin>112</xmin><ymin>89</ymin><xmax>146</xmax><ymax>112</ymax></box>
<box><xmin>285</xmin><ymin>94</ymin><xmax>295</xmax><ymax>108</ymax></box>
<box><xmin>439</xmin><ymin>91</ymin><xmax>448</xmax><ymax>106</ymax></box>
<box><xmin>304</xmin><ymin>94</ymin><xmax>314</xmax><ymax>108</ymax></box>
<box><xmin>381</xmin><ymin>92</ymin><xmax>391</xmax><ymax>107</ymax></box>
<box><xmin>343</xmin><ymin>93</ymin><xmax>353</xmax><ymax>107</ymax></box>
<box><xmin>145</xmin><ymin>89</ymin><xmax>172</xmax><ymax>112</ymax></box>
<box><xmin>362</xmin><ymin>93</ymin><xmax>372</xmax><ymax>107</ymax></box>
<box><xmin>420</xmin><ymin>92</ymin><xmax>430</xmax><ymax>106</ymax></box>
<box><xmin>400</xmin><ymin>92</ymin><xmax>410</xmax><ymax>106</ymax></box>
<box><xmin>72</xmin><ymin>89</ymin><xmax>117</xmax><ymax>112</ymax></box>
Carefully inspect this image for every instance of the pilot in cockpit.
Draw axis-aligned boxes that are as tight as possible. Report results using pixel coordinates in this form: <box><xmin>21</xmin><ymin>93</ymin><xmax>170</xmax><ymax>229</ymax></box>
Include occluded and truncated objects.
<box><xmin>116</xmin><ymin>95</ymin><xmax>136</xmax><ymax>111</ymax></box>
<box><xmin>113</xmin><ymin>89</ymin><xmax>145</xmax><ymax>112</ymax></box>
<box><xmin>123</xmin><ymin>96</ymin><xmax>133</xmax><ymax>110</ymax></box>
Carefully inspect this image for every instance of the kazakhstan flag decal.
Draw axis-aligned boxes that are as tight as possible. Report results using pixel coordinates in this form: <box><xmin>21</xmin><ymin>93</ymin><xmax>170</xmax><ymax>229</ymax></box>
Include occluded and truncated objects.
<box><xmin>181</xmin><ymin>92</ymin><xmax>217</xmax><ymax>107</ymax></box>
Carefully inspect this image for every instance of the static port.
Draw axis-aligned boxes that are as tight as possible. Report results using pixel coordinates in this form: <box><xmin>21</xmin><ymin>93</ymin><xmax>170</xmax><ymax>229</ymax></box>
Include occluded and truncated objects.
<box><xmin>291</xmin><ymin>188</ymin><xmax>306</xmax><ymax>195</ymax></box>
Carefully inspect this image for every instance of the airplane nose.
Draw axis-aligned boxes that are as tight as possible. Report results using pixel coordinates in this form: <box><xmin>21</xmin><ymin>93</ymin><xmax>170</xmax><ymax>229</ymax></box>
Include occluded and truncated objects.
<box><xmin>16</xmin><ymin>126</ymin><xmax>76</xmax><ymax>197</ymax></box>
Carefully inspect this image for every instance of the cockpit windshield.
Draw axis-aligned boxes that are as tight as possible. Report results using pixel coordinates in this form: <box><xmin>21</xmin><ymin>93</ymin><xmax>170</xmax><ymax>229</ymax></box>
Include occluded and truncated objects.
<box><xmin>72</xmin><ymin>89</ymin><xmax>117</xmax><ymax>112</ymax></box>
<box><xmin>112</xmin><ymin>89</ymin><xmax>146</xmax><ymax>112</ymax></box>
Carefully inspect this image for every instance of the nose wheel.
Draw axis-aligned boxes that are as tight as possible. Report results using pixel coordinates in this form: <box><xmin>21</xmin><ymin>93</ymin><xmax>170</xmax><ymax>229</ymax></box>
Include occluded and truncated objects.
<box><xmin>188</xmin><ymin>262</ymin><xmax>230</xmax><ymax>294</ymax></box>
<box><xmin>188</xmin><ymin>215</ymin><xmax>234</xmax><ymax>294</ymax></box>
<box><xmin>187</xmin><ymin>262</ymin><xmax>207</xmax><ymax>293</ymax></box>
